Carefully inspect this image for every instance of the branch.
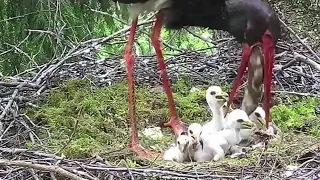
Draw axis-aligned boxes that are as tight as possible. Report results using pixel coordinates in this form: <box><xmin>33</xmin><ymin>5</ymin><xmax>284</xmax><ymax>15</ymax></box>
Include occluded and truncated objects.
<box><xmin>0</xmin><ymin>158</ymin><xmax>86</xmax><ymax>180</ymax></box>
<box><xmin>294</xmin><ymin>52</ymin><xmax>320</xmax><ymax>72</ymax></box>
<box><xmin>278</xmin><ymin>18</ymin><xmax>320</xmax><ymax>62</ymax></box>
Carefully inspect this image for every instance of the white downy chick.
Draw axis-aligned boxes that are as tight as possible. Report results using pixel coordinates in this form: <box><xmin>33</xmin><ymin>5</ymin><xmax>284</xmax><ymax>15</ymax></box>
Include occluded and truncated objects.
<box><xmin>238</xmin><ymin>107</ymin><xmax>265</xmax><ymax>141</ymax></box>
<box><xmin>249</xmin><ymin>106</ymin><xmax>280</xmax><ymax>136</ymax></box>
<box><xmin>202</xmin><ymin>86</ymin><xmax>229</xmax><ymax>136</ymax></box>
<box><xmin>163</xmin><ymin>133</ymin><xmax>192</xmax><ymax>163</ymax></box>
<box><xmin>189</xmin><ymin>123</ymin><xmax>228</xmax><ymax>162</ymax></box>
<box><xmin>219</xmin><ymin>109</ymin><xmax>254</xmax><ymax>147</ymax></box>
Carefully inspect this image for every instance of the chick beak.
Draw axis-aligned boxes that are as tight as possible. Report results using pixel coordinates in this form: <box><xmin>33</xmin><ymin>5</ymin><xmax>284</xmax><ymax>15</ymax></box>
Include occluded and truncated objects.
<box><xmin>222</xmin><ymin>92</ymin><xmax>229</xmax><ymax>101</ymax></box>
<box><xmin>182</xmin><ymin>141</ymin><xmax>189</xmax><ymax>153</ymax></box>
<box><xmin>216</xmin><ymin>93</ymin><xmax>229</xmax><ymax>102</ymax></box>
<box><xmin>192</xmin><ymin>142</ymin><xmax>197</xmax><ymax>150</ymax></box>
<box><xmin>200</xmin><ymin>139</ymin><xmax>204</xmax><ymax>150</ymax></box>
<box><xmin>242</xmin><ymin>120</ymin><xmax>254</xmax><ymax>129</ymax></box>
<box><xmin>191</xmin><ymin>135</ymin><xmax>200</xmax><ymax>150</ymax></box>
<box><xmin>256</xmin><ymin>118</ymin><xmax>265</xmax><ymax>128</ymax></box>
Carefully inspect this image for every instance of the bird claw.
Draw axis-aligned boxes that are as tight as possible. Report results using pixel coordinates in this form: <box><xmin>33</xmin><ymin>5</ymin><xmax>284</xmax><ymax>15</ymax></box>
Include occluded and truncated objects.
<box><xmin>230</xmin><ymin>152</ymin><xmax>246</xmax><ymax>158</ymax></box>
<box><xmin>163</xmin><ymin>117</ymin><xmax>188</xmax><ymax>138</ymax></box>
<box><xmin>130</xmin><ymin>144</ymin><xmax>160</xmax><ymax>158</ymax></box>
<box><xmin>255</xmin><ymin>128</ymin><xmax>275</xmax><ymax>138</ymax></box>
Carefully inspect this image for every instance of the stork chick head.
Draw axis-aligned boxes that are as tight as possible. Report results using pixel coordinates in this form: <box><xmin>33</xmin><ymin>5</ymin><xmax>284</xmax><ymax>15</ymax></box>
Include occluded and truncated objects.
<box><xmin>249</xmin><ymin>107</ymin><xmax>266</xmax><ymax>129</ymax></box>
<box><xmin>187</xmin><ymin>123</ymin><xmax>203</xmax><ymax>150</ymax></box>
<box><xmin>206</xmin><ymin>86</ymin><xmax>229</xmax><ymax>108</ymax></box>
<box><xmin>227</xmin><ymin>109</ymin><xmax>254</xmax><ymax>130</ymax></box>
<box><xmin>176</xmin><ymin>132</ymin><xmax>191</xmax><ymax>153</ymax></box>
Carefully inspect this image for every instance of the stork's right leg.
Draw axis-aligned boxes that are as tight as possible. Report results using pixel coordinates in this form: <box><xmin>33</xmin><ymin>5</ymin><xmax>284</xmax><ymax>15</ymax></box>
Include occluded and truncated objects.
<box><xmin>125</xmin><ymin>18</ymin><xmax>157</xmax><ymax>158</ymax></box>
<box><xmin>242</xmin><ymin>46</ymin><xmax>264</xmax><ymax>116</ymax></box>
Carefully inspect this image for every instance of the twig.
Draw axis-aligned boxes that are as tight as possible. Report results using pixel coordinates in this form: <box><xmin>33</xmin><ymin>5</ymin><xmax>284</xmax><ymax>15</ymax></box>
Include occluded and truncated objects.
<box><xmin>0</xmin><ymin>159</ymin><xmax>86</xmax><ymax>180</ymax></box>
<box><xmin>278</xmin><ymin>18</ymin><xmax>320</xmax><ymax>62</ymax></box>
<box><xmin>271</xmin><ymin>90</ymin><xmax>313</xmax><ymax>96</ymax></box>
<box><xmin>0</xmin><ymin>89</ymin><xmax>19</xmax><ymax>121</ymax></box>
<box><xmin>293</xmin><ymin>52</ymin><xmax>320</xmax><ymax>71</ymax></box>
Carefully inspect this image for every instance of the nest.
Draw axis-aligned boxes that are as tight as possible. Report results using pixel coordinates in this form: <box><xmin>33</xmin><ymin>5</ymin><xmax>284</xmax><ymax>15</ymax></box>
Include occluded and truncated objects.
<box><xmin>1</xmin><ymin>8</ymin><xmax>320</xmax><ymax>180</ymax></box>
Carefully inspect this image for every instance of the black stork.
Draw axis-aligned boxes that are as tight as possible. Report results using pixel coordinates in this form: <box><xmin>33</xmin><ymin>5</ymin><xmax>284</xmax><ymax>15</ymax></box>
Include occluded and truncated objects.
<box><xmin>111</xmin><ymin>0</ymin><xmax>281</xmax><ymax>158</ymax></box>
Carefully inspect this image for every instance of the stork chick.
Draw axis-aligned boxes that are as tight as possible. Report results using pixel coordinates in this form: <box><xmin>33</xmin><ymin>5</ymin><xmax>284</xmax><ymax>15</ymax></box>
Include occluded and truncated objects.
<box><xmin>188</xmin><ymin>123</ymin><xmax>228</xmax><ymax>162</ymax></box>
<box><xmin>238</xmin><ymin>107</ymin><xmax>265</xmax><ymax>142</ymax></box>
<box><xmin>250</xmin><ymin>107</ymin><xmax>280</xmax><ymax>136</ymax></box>
<box><xmin>202</xmin><ymin>86</ymin><xmax>229</xmax><ymax>135</ymax></box>
<box><xmin>249</xmin><ymin>107</ymin><xmax>266</xmax><ymax>127</ymax></box>
<box><xmin>237</xmin><ymin>106</ymin><xmax>265</xmax><ymax>147</ymax></box>
<box><xmin>192</xmin><ymin>109</ymin><xmax>254</xmax><ymax>162</ymax></box>
<box><xmin>163</xmin><ymin>132</ymin><xmax>192</xmax><ymax>163</ymax></box>
<box><xmin>186</xmin><ymin>123</ymin><xmax>204</xmax><ymax>161</ymax></box>
<box><xmin>248</xmin><ymin>107</ymin><xmax>281</xmax><ymax>150</ymax></box>
<box><xmin>221</xmin><ymin>109</ymin><xmax>254</xmax><ymax>147</ymax></box>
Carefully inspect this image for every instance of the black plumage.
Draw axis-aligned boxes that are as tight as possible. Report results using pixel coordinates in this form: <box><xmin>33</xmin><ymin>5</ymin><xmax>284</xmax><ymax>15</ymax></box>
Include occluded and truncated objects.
<box><xmin>163</xmin><ymin>0</ymin><xmax>281</xmax><ymax>46</ymax></box>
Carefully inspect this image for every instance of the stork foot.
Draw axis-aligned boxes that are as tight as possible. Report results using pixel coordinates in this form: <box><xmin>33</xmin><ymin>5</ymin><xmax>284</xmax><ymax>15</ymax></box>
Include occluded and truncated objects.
<box><xmin>130</xmin><ymin>144</ymin><xmax>159</xmax><ymax>158</ymax></box>
<box><xmin>163</xmin><ymin>117</ymin><xmax>188</xmax><ymax>138</ymax></box>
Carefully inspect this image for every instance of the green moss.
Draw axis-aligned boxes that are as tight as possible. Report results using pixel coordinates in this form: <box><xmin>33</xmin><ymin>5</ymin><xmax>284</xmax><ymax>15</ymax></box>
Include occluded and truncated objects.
<box><xmin>26</xmin><ymin>79</ymin><xmax>214</xmax><ymax>158</ymax></box>
<box><xmin>25</xmin><ymin>78</ymin><xmax>320</xmax><ymax>161</ymax></box>
<box><xmin>271</xmin><ymin>96</ymin><xmax>320</xmax><ymax>134</ymax></box>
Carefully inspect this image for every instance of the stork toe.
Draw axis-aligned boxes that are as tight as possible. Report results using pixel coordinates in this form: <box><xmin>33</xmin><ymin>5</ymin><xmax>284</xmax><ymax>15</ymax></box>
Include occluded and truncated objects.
<box><xmin>163</xmin><ymin>117</ymin><xmax>188</xmax><ymax>138</ymax></box>
<box><xmin>130</xmin><ymin>144</ymin><xmax>160</xmax><ymax>158</ymax></box>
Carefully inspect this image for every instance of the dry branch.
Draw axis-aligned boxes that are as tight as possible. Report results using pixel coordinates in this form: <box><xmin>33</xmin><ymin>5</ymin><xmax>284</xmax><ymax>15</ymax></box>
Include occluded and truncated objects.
<box><xmin>294</xmin><ymin>52</ymin><xmax>320</xmax><ymax>71</ymax></box>
<box><xmin>0</xmin><ymin>159</ymin><xmax>86</xmax><ymax>180</ymax></box>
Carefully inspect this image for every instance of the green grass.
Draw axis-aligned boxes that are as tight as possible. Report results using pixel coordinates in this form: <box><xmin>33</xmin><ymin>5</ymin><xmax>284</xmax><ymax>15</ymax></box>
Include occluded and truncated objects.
<box><xmin>26</xmin><ymin>79</ymin><xmax>212</xmax><ymax>158</ymax></box>
<box><xmin>25</xmin><ymin>79</ymin><xmax>320</xmax><ymax>164</ymax></box>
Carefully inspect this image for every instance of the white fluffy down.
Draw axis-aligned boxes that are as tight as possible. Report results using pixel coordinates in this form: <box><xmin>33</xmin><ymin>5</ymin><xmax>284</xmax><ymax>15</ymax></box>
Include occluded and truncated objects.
<box><xmin>202</xmin><ymin>86</ymin><xmax>228</xmax><ymax>136</ymax></box>
<box><xmin>163</xmin><ymin>145</ymin><xmax>185</xmax><ymax>163</ymax></box>
<box><xmin>163</xmin><ymin>134</ymin><xmax>191</xmax><ymax>163</ymax></box>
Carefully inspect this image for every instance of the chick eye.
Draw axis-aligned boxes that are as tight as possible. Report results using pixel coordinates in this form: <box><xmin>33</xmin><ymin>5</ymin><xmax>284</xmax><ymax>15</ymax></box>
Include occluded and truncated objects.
<box><xmin>180</xmin><ymin>132</ymin><xmax>188</xmax><ymax>136</ymax></box>
<box><xmin>192</xmin><ymin>136</ymin><xmax>195</xmax><ymax>140</ymax></box>
<box><xmin>210</xmin><ymin>91</ymin><xmax>216</xmax><ymax>95</ymax></box>
<box><xmin>254</xmin><ymin>112</ymin><xmax>261</xmax><ymax>118</ymax></box>
<box><xmin>177</xmin><ymin>141</ymin><xmax>180</xmax><ymax>145</ymax></box>
<box><xmin>189</xmin><ymin>130</ymin><xmax>193</xmax><ymax>134</ymax></box>
<box><xmin>237</xmin><ymin>119</ymin><xmax>244</xmax><ymax>122</ymax></box>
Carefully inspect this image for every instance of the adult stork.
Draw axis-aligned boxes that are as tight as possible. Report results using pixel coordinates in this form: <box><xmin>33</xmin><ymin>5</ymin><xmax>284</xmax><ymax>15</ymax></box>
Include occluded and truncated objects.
<box><xmin>112</xmin><ymin>0</ymin><xmax>281</xmax><ymax>157</ymax></box>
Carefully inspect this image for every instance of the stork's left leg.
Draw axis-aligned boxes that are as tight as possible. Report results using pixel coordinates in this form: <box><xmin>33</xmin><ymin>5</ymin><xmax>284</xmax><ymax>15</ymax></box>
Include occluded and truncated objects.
<box><xmin>150</xmin><ymin>12</ymin><xmax>188</xmax><ymax>138</ymax></box>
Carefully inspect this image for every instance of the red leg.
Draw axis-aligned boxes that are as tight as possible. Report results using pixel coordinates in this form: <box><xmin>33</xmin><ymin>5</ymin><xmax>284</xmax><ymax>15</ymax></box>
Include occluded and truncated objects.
<box><xmin>124</xmin><ymin>18</ymin><xmax>157</xmax><ymax>158</ymax></box>
<box><xmin>150</xmin><ymin>12</ymin><xmax>188</xmax><ymax>138</ymax></box>
<box><xmin>226</xmin><ymin>43</ymin><xmax>252</xmax><ymax>116</ymax></box>
<box><xmin>262</xmin><ymin>30</ymin><xmax>275</xmax><ymax>128</ymax></box>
